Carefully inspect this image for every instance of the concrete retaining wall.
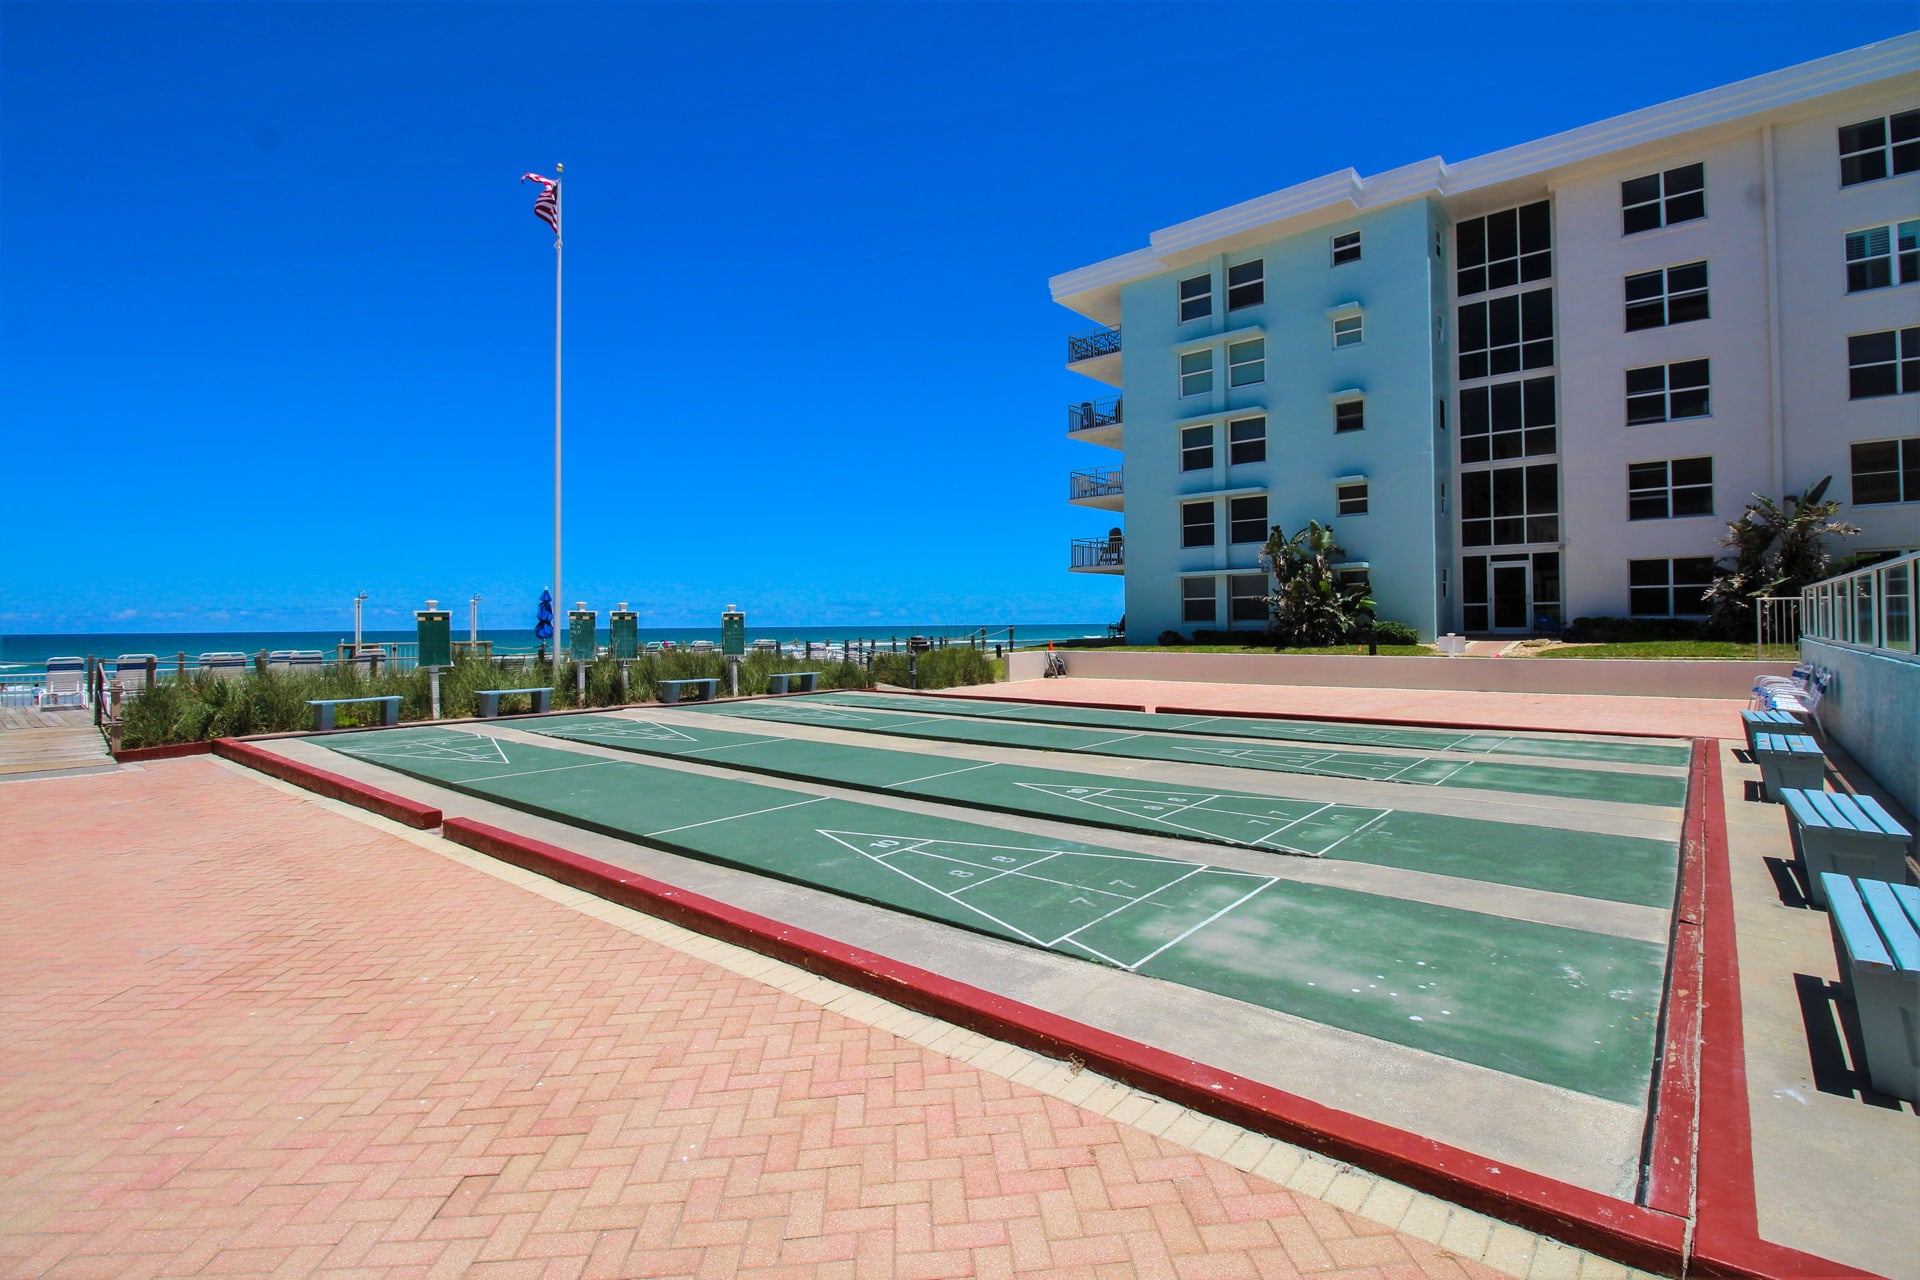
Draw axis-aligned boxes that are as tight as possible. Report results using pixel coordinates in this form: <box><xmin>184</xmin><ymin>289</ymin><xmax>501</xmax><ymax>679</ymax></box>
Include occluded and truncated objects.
<box><xmin>1005</xmin><ymin>649</ymin><xmax>1793</xmax><ymax>700</ymax></box>
<box><xmin>1803</xmin><ymin>638</ymin><xmax>1920</xmax><ymax>820</ymax></box>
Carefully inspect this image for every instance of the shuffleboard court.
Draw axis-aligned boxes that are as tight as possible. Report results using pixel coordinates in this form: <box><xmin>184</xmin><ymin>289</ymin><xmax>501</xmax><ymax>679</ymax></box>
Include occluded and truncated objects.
<box><xmin>318</xmin><ymin>727</ymin><xmax>1666</xmax><ymax>1103</ymax></box>
<box><xmin>525</xmin><ymin>713</ymin><xmax>1678</xmax><ymax>907</ymax></box>
<box><xmin>680</xmin><ymin>699</ymin><xmax>1689</xmax><ymax>807</ymax></box>
<box><xmin>798</xmin><ymin>691</ymin><xmax>1691</xmax><ymax>766</ymax></box>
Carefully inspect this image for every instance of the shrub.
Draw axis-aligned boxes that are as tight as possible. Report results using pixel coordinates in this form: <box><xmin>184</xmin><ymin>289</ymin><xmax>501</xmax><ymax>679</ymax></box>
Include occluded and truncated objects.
<box><xmin>871</xmin><ymin>646</ymin><xmax>994</xmax><ymax>690</ymax></box>
<box><xmin>1370</xmin><ymin>620</ymin><xmax>1421</xmax><ymax>645</ymax></box>
<box><xmin>1563</xmin><ymin>616</ymin><xmax>1708</xmax><ymax>644</ymax></box>
<box><xmin>1157</xmin><ymin>630</ymin><xmax>1185</xmax><ymax>645</ymax></box>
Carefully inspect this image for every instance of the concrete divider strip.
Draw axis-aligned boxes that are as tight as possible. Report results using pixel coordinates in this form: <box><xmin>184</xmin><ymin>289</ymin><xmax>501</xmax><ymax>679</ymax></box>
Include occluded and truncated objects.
<box><xmin>213</xmin><ymin>739</ymin><xmax>442</xmax><ymax>829</ymax></box>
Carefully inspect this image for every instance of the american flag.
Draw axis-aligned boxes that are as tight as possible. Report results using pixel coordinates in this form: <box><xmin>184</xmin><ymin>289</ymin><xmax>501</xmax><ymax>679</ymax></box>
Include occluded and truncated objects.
<box><xmin>521</xmin><ymin>173</ymin><xmax>559</xmax><ymax>233</ymax></box>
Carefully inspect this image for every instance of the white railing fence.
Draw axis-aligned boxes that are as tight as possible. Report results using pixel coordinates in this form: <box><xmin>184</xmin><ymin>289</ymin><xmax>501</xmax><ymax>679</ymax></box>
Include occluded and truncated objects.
<box><xmin>1800</xmin><ymin>551</ymin><xmax>1918</xmax><ymax>657</ymax></box>
<box><xmin>1753</xmin><ymin>595</ymin><xmax>1802</xmax><ymax>658</ymax></box>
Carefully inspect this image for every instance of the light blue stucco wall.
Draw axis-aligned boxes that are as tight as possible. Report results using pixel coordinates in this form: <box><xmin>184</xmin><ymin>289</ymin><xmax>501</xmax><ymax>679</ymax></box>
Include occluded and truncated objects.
<box><xmin>1118</xmin><ymin>199</ymin><xmax>1446</xmax><ymax>643</ymax></box>
<box><xmin>1803</xmin><ymin>638</ymin><xmax>1920</xmax><ymax>821</ymax></box>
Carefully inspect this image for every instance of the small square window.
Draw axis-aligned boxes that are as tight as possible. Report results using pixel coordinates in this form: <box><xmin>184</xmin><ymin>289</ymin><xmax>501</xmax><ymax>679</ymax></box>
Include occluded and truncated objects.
<box><xmin>1846</xmin><ymin>221</ymin><xmax>1920</xmax><ymax>293</ymax></box>
<box><xmin>1851</xmin><ymin>437</ymin><xmax>1919</xmax><ymax>504</ymax></box>
<box><xmin>1621</xmin><ymin>162</ymin><xmax>1705</xmax><ymax>235</ymax></box>
<box><xmin>1625</xmin><ymin>359</ymin><xmax>1710</xmax><ymax>425</ymax></box>
<box><xmin>1848</xmin><ymin>328</ymin><xmax>1920</xmax><ymax>399</ymax></box>
<box><xmin>1624</xmin><ymin>262</ymin><xmax>1709</xmax><ymax>331</ymax></box>
<box><xmin>1227</xmin><ymin>416</ymin><xmax>1266</xmax><ymax>465</ymax></box>
<box><xmin>1839</xmin><ymin>110</ymin><xmax>1920</xmax><ymax>187</ymax></box>
<box><xmin>1182</xmin><ymin>500</ymin><xmax>1215</xmax><ymax>548</ymax></box>
<box><xmin>1227</xmin><ymin>259</ymin><xmax>1264</xmax><ymax>310</ymax></box>
<box><xmin>1228</xmin><ymin>494</ymin><xmax>1267</xmax><ymax>544</ymax></box>
<box><xmin>1179</xmin><ymin>349</ymin><xmax>1213</xmax><ymax>398</ymax></box>
<box><xmin>1331</xmin><ymin>231</ymin><xmax>1361</xmax><ymax>265</ymax></box>
<box><xmin>1182</xmin><ymin>577</ymin><xmax>1217</xmax><ymax>623</ymax></box>
<box><xmin>1337</xmin><ymin>482</ymin><xmax>1369</xmax><ymax>516</ymax></box>
<box><xmin>1227</xmin><ymin>337</ymin><xmax>1265</xmax><ymax>387</ymax></box>
<box><xmin>1335</xmin><ymin>400</ymin><xmax>1365</xmax><ymax>433</ymax></box>
<box><xmin>1179</xmin><ymin>274</ymin><xmax>1212</xmax><ymax>322</ymax></box>
<box><xmin>1333</xmin><ymin>314</ymin><xmax>1363</xmax><ymax>348</ymax></box>
<box><xmin>1228</xmin><ymin>574</ymin><xmax>1268</xmax><ymax>623</ymax></box>
<box><xmin>1180</xmin><ymin>425</ymin><xmax>1213</xmax><ymax>472</ymax></box>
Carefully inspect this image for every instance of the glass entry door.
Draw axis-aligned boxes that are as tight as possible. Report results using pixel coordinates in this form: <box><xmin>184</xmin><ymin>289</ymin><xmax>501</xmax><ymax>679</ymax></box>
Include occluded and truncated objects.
<box><xmin>1491</xmin><ymin>562</ymin><xmax>1531</xmax><ymax>630</ymax></box>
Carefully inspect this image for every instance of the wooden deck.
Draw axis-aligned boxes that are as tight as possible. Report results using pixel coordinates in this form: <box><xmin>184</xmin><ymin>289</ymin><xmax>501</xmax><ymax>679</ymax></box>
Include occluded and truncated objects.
<box><xmin>0</xmin><ymin>705</ymin><xmax>113</xmax><ymax>775</ymax></box>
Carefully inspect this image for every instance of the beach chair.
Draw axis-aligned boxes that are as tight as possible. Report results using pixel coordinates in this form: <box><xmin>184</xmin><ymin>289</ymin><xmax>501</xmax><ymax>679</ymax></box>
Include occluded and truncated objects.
<box><xmin>39</xmin><ymin>657</ymin><xmax>87</xmax><ymax>708</ymax></box>
<box><xmin>199</xmin><ymin>651</ymin><xmax>250</xmax><ymax>679</ymax></box>
<box><xmin>113</xmin><ymin>654</ymin><xmax>159</xmax><ymax>697</ymax></box>
<box><xmin>267</xmin><ymin>650</ymin><xmax>298</xmax><ymax>670</ymax></box>
<box><xmin>288</xmin><ymin>650</ymin><xmax>325</xmax><ymax>671</ymax></box>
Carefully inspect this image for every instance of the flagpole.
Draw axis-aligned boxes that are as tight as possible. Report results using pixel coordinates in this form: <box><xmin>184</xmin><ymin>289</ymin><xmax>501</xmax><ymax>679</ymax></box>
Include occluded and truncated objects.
<box><xmin>552</xmin><ymin>166</ymin><xmax>563</xmax><ymax>682</ymax></box>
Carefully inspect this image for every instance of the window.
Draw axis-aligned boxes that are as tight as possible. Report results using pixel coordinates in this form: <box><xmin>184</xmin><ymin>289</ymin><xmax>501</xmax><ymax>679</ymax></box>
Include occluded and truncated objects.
<box><xmin>1851</xmin><ymin>438</ymin><xmax>1919</xmax><ymax>504</ymax></box>
<box><xmin>1440</xmin><ymin>566</ymin><xmax>1450</xmax><ymax>598</ymax></box>
<box><xmin>1838</xmin><ymin>110</ymin><xmax>1919</xmax><ymax>187</ymax></box>
<box><xmin>1335</xmin><ymin>400</ymin><xmax>1365</xmax><ymax>433</ymax></box>
<box><xmin>1179</xmin><ymin>349</ymin><xmax>1213</xmax><ymax>398</ymax></box>
<box><xmin>1332</xmin><ymin>231</ymin><xmax>1361</xmax><ymax>265</ymax></box>
<box><xmin>1227</xmin><ymin>259</ymin><xmax>1264</xmax><ymax>310</ymax></box>
<box><xmin>1621</xmin><ymin>162</ymin><xmax>1705</xmax><ymax>234</ymax></box>
<box><xmin>1461</xmin><ymin>464</ymin><xmax>1559</xmax><ymax>546</ymax></box>
<box><xmin>1458</xmin><ymin>288</ymin><xmax>1553</xmax><ymax>380</ymax></box>
<box><xmin>1337</xmin><ymin>482</ymin><xmax>1369</xmax><ymax>516</ymax></box>
<box><xmin>1628</xmin><ymin>457</ymin><xmax>1714</xmax><ymax>520</ymax></box>
<box><xmin>1625</xmin><ymin>262</ymin><xmax>1709</xmax><ymax>331</ymax></box>
<box><xmin>1229</xmin><ymin>574</ymin><xmax>1269</xmax><ymax>623</ymax></box>
<box><xmin>1460</xmin><ymin>376</ymin><xmax>1556</xmax><ymax>463</ymax></box>
<box><xmin>1626</xmin><ymin>360</ymin><xmax>1710</xmax><ymax>424</ymax></box>
<box><xmin>1182</xmin><ymin>577</ymin><xmax>1216</xmax><ymax>623</ymax></box>
<box><xmin>1180</xmin><ymin>425</ymin><xmax>1213</xmax><ymax>472</ymax></box>
<box><xmin>1455</xmin><ymin>201</ymin><xmax>1551</xmax><ymax>297</ymax></box>
<box><xmin>1845</xmin><ymin>221</ymin><xmax>1920</xmax><ymax>292</ymax></box>
<box><xmin>1228</xmin><ymin>495</ymin><xmax>1267</xmax><ymax>544</ymax></box>
<box><xmin>1227</xmin><ymin>416</ymin><xmax>1266</xmax><ymax>464</ymax></box>
<box><xmin>1437</xmin><ymin>398</ymin><xmax>1447</xmax><ymax>432</ymax></box>
<box><xmin>1533</xmin><ymin>552</ymin><xmax>1562</xmax><ymax>625</ymax></box>
<box><xmin>1333</xmin><ymin>314</ymin><xmax>1363</xmax><ymax>348</ymax></box>
<box><xmin>1848</xmin><ymin>328</ymin><xmax>1920</xmax><ymax>398</ymax></box>
<box><xmin>1181</xmin><ymin>500</ymin><xmax>1215</xmax><ymax>548</ymax></box>
<box><xmin>1439</xmin><ymin>481</ymin><xmax>1448</xmax><ymax>515</ymax></box>
<box><xmin>1629</xmin><ymin>557</ymin><xmax>1715</xmax><ymax>617</ymax></box>
<box><xmin>1227</xmin><ymin>337</ymin><xmax>1265</xmax><ymax>387</ymax></box>
<box><xmin>1179</xmin><ymin>273</ymin><xmax>1212</xmax><ymax>322</ymax></box>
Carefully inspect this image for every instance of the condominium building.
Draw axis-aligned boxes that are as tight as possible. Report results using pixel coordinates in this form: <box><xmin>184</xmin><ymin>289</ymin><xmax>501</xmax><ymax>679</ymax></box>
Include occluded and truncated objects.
<box><xmin>1054</xmin><ymin>34</ymin><xmax>1920</xmax><ymax>641</ymax></box>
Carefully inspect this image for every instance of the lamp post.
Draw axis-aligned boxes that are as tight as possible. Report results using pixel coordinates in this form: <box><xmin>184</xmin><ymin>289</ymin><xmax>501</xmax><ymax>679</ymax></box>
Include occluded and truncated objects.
<box><xmin>469</xmin><ymin>595</ymin><xmax>482</xmax><ymax>645</ymax></box>
<box><xmin>353</xmin><ymin>591</ymin><xmax>368</xmax><ymax>652</ymax></box>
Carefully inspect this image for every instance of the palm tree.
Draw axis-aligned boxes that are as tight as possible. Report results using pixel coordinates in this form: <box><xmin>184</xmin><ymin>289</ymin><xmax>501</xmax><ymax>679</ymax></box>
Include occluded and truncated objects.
<box><xmin>1705</xmin><ymin>477</ymin><xmax>1859</xmax><ymax>638</ymax></box>
<box><xmin>1259</xmin><ymin>521</ymin><xmax>1375</xmax><ymax>647</ymax></box>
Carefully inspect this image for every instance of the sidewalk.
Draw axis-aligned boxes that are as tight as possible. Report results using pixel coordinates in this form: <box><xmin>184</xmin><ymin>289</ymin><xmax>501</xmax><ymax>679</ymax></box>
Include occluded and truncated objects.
<box><xmin>2</xmin><ymin>758</ymin><xmax>1540</xmax><ymax>1280</ymax></box>
<box><xmin>947</xmin><ymin>678</ymin><xmax>1748</xmax><ymax>741</ymax></box>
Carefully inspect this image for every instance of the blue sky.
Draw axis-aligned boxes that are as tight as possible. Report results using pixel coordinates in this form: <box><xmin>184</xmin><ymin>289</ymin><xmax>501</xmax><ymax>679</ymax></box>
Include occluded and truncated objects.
<box><xmin>2</xmin><ymin>2</ymin><xmax>1911</xmax><ymax>634</ymax></box>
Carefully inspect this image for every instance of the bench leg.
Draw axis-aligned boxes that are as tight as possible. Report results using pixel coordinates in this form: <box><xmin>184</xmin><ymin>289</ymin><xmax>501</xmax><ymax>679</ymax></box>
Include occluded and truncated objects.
<box><xmin>798</xmin><ymin>674</ymin><xmax>817</xmax><ymax>693</ymax></box>
<box><xmin>661</xmin><ymin>685</ymin><xmax>679</xmax><ymax>705</ymax></box>
<box><xmin>382</xmin><ymin>700</ymin><xmax>399</xmax><ymax>727</ymax></box>
<box><xmin>532</xmin><ymin>690</ymin><xmax>550</xmax><ymax>713</ymax></box>
<box><xmin>314</xmin><ymin>706</ymin><xmax>335</xmax><ymax>732</ymax></box>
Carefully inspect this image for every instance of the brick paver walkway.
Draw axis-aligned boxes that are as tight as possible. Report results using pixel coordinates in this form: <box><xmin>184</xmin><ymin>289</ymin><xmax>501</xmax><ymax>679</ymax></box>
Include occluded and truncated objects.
<box><xmin>1</xmin><ymin>759</ymin><xmax>1513</xmax><ymax>1280</ymax></box>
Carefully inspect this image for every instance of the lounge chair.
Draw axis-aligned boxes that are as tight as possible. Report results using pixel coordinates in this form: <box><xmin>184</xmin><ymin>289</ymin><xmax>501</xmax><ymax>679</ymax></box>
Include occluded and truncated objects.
<box><xmin>39</xmin><ymin>657</ymin><xmax>87</xmax><ymax>708</ymax></box>
<box><xmin>288</xmin><ymin>650</ymin><xmax>325</xmax><ymax>671</ymax></box>
<box><xmin>198</xmin><ymin>651</ymin><xmax>250</xmax><ymax>679</ymax></box>
<box><xmin>113</xmin><ymin>654</ymin><xmax>159</xmax><ymax>697</ymax></box>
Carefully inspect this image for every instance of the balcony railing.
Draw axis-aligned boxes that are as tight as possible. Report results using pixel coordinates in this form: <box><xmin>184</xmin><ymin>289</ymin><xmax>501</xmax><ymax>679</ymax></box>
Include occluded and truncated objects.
<box><xmin>1067</xmin><ymin>397</ymin><xmax>1122</xmax><ymax>434</ymax></box>
<box><xmin>1067</xmin><ymin>325</ymin><xmax>1121</xmax><ymax>363</ymax></box>
<box><xmin>1071</xmin><ymin>535</ymin><xmax>1125</xmax><ymax>570</ymax></box>
<box><xmin>1070</xmin><ymin>468</ymin><xmax>1123</xmax><ymax>501</ymax></box>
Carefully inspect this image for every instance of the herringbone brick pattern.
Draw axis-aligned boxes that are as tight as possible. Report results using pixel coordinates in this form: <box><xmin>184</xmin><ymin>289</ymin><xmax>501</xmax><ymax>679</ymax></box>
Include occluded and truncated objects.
<box><xmin>1</xmin><ymin>759</ymin><xmax>1508</xmax><ymax>1279</ymax></box>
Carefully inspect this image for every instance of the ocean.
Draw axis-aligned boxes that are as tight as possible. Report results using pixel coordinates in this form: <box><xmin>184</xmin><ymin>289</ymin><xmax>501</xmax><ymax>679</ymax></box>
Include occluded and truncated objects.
<box><xmin>0</xmin><ymin>623</ymin><xmax>1108</xmax><ymax>674</ymax></box>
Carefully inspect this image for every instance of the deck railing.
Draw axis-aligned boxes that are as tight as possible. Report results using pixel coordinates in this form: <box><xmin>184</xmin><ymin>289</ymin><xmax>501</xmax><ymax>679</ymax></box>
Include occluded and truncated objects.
<box><xmin>1800</xmin><ymin>551</ymin><xmax>1917</xmax><ymax>656</ymax></box>
<box><xmin>1071</xmin><ymin>536</ymin><xmax>1125</xmax><ymax>569</ymax></box>
<box><xmin>1070</xmin><ymin>468</ymin><xmax>1124</xmax><ymax>501</ymax></box>
<box><xmin>1067</xmin><ymin>325</ymin><xmax>1121</xmax><ymax>363</ymax></box>
<box><xmin>1067</xmin><ymin>397</ymin><xmax>1123</xmax><ymax>433</ymax></box>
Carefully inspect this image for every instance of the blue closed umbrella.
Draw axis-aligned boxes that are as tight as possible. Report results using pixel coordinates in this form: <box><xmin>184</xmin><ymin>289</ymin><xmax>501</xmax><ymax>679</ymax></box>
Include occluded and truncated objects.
<box><xmin>534</xmin><ymin>589</ymin><xmax>554</xmax><ymax>642</ymax></box>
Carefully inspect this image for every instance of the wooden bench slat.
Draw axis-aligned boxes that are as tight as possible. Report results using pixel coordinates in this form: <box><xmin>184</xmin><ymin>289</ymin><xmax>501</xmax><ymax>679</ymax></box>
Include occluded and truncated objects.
<box><xmin>1851</xmin><ymin>794</ymin><xmax>1914</xmax><ymax>841</ymax></box>
<box><xmin>1822</xmin><ymin>875</ymin><xmax>1894</xmax><ymax>970</ymax></box>
<box><xmin>1781</xmin><ymin>788</ymin><xmax>1827</xmax><ymax>829</ymax></box>
<box><xmin>1860</xmin><ymin>879</ymin><xmax>1920</xmax><ymax>972</ymax></box>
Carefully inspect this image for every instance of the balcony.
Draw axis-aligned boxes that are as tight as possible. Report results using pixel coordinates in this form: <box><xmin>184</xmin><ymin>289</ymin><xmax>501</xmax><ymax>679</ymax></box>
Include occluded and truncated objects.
<box><xmin>1069</xmin><ymin>467</ymin><xmax>1124</xmax><ymax>511</ymax></box>
<box><xmin>1066</xmin><ymin>325</ymin><xmax>1122</xmax><ymax>386</ymax></box>
<box><xmin>1066</xmin><ymin>396</ymin><xmax>1123</xmax><ymax>448</ymax></box>
<box><xmin>1070</xmin><ymin>533</ymin><xmax>1124</xmax><ymax>574</ymax></box>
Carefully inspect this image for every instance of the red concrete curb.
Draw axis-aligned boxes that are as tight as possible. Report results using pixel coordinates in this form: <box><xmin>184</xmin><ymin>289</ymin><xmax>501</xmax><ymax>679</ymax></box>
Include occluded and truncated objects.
<box><xmin>441</xmin><ymin>816</ymin><xmax>1691</xmax><ymax>1274</ymax></box>
<box><xmin>1685</xmin><ymin>746</ymin><xmax>1882</xmax><ymax>1279</ymax></box>
<box><xmin>1642</xmin><ymin>740</ymin><xmax>1710</xmax><ymax>1218</ymax></box>
<box><xmin>111</xmin><ymin>740</ymin><xmax>214</xmax><ymax>763</ymax></box>
<box><xmin>214</xmin><ymin>739</ymin><xmax>443</xmax><ymax>829</ymax></box>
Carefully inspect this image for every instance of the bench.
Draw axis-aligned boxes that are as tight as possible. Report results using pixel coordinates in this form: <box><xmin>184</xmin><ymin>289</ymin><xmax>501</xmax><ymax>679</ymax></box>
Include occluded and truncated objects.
<box><xmin>1782</xmin><ymin>788</ymin><xmax>1914</xmax><ymax>908</ymax></box>
<box><xmin>657</xmin><ymin>678</ymin><xmax>719</xmax><ymax>705</ymax></box>
<box><xmin>307</xmin><ymin>696</ymin><xmax>402</xmax><ymax>731</ymax></box>
<box><xmin>766</xmin><ymin>671</ymin><xmax>820</xmax><ymax>695</ymax></box>
<box><xmin>475</xmin><ymin>688</ymin><xmax>553</xmax><ymax>718</ymax></box>
<box><xmin>1752</xmin><ymin>732</ymin><xmax>1825</xmax><ymax>801</ymax></box>
<box><xmin>1819</xmin><ymin>873</ymin><xmax>1920</xmax><ymax>1103</ymax></box>
<box><xmin>1741</xmin><ymin>708</ymin><xmax>1803</xmax><ymax>753</ymax></box>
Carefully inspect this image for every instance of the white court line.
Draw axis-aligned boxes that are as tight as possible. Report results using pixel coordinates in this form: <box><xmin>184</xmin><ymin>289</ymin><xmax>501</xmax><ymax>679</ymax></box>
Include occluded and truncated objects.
<box><xmin>1263</xmin><ymin>800</ymin><xmax>1336</xmax><ymax>835</ymax></box>
<box><xmin>644</xmin><ymin>795</ymin><xmax>826</xmax><ymax>837</ymax></box>
<box><xmin>677</xmin><ymin>737</ymin><xmax>789</xmax><ymax>755</ymax></box>
<box><xmin>1050</xmin><ymin>864</ymin><xmax>1207</xmax><ymax>948</ymax></box>
<box><xmin>1377</xmin><ymin>753</ymin><xmax>1445</xmax><ymax>783</ymax></box>
<box><xmin>1055</xmin><ymin>937</ymin><xmax>1134</xmax><ymax>968</ymax></box>
<box><xmin>860</xmin><ymin>858</ymin><xmax>1052</xmax><ymax>947</ymax></box>
<box><xmin>945</xmin><ymin>850</ymin><xmax>1062</xmax><ymax>898</ymax></box>
<box><xmin>1123</xmin><ymin>878</ymin><xmax>1279</xmax><ymax>971</ymax></box>
<box><xmin>1423</xmin><ymin>758</ymin><xmax>1477</xmax><ymax>786</ymax></box>
<box><xmin>472</xmin><ymin>759</ymin><xmax>621</xmax><ymax>782</ymax></box>
<box><xmin>884</xmin><ymin>761</ymin><xmax>997</xmax><ymax>788</ymax></box>
<box><xmin>1070</xmin><ymin>732</ymin><xmax>1148</xmax><ymax>751</ymax></box>
<box><xmin>1312</xmin><ymin>807</ymin><xmax>1395</xmax><ymax>857</ymax></box>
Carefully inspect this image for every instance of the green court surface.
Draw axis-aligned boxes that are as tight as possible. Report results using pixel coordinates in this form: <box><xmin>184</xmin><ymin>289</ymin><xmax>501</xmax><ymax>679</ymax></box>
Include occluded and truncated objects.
<box><xmin>681</xmin><ymin>699</ymin><xmax>1689</xmax><ymax>807</ymax></box>
<box><xmin>526</xmin><ymin>713</ymin><xmax>1678</xmax><ymax>907</ymax></box>
<box><xmin>800</xmin><ymin>691</ymin><xmax>1691</xmax><ymax>766</ymax></box>
<box><xmin>317</xmin><ymin>727</ymin><xmax>1666</xmax><ymax>1103</ymax></box>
